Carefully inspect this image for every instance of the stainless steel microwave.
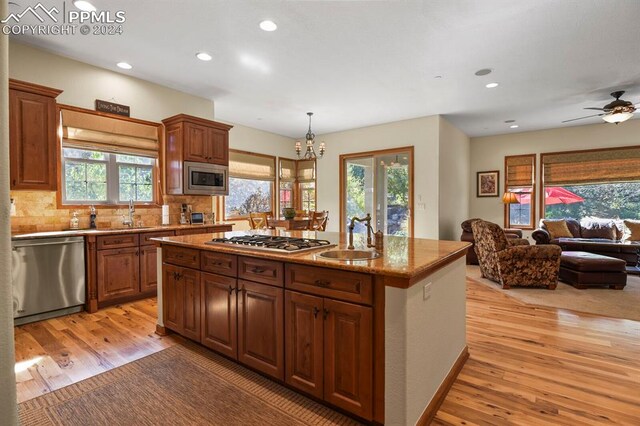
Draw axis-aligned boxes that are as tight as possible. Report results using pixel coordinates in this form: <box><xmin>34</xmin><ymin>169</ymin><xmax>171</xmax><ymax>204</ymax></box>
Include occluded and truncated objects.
<box><xmin>184</xmin><ymin>161</ymin><xmax>228</xmax><ymax>196</ymax></box>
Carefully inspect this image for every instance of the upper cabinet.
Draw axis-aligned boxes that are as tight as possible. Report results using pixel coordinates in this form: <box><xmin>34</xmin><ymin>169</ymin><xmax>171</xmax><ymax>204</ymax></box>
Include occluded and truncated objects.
<box><xmin>162</xmin><ymin>114</ymin><xmax>232</xmax><ymax>195</ymax></box>
<box><xmin>9</xmin><ymin>79</ymin><xmax>62</xmax><ymax>190</ymax></box>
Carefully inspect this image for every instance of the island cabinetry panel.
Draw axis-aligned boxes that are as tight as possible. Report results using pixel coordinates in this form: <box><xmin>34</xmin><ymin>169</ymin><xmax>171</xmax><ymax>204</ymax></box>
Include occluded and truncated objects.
<box><xmin>201</xmin><ymin>272</ymin><xmax>237</xmax><ymax>358</ymax></box>
<box><xmin>285</xmin><ymin>290</ymin><xmax>324</xmax><ymax>399</ymax></box>
<box><xmin>163</xmin><ymin>245</ymin><xmax>200</xmax><ymax>269</ymax></box>
<box><xmin>9</xmin><ymin>79</ymin><xmax>61</xmax><ymax>190</ymax></box>
<box><xmin>238</xmin><ymin>256</ymin><xmax>284</xmax><ymax>287</ymax></box>
<box><xmin>97</xmin><ymin>247</ymin><xmax>140</xmax><ymax>301</ymax></box>
<box><xmin>162</xmin><ymin>263</ymin><xmax>201</xmax><ymax>340</ymax></box>
<box><xmin>285</xmin><ymin>264</ymin><xmax>372</xmax><ymax>305</ymax></box>
<box><xmin>237</xmin><ymin>279</ymin><xmax>284</xmax><ymax>380</ymax></box>
<box><xmin>201</xmin><ymin>251</ymin><xmax>237</xmax><ymax>278</ymax></box>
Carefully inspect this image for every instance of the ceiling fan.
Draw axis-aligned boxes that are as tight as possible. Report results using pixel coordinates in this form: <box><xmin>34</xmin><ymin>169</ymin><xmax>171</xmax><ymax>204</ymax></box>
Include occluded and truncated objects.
<box><xmin>562</xmin><ymin>91</ymin><xmax>638</xmax><ymax>124</ymax></box>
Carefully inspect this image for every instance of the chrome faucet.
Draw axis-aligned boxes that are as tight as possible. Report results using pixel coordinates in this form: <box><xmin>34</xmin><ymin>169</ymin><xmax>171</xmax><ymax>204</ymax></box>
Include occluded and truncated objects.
<box><xmin>347</xmin><ymin>214</ymin><xmax>383</xmax><ymax>250</ymax></box>
<box><xmin>122</xmin><ymin>199</ymin><xmax>135</xmax><ymax>227</ymax></box>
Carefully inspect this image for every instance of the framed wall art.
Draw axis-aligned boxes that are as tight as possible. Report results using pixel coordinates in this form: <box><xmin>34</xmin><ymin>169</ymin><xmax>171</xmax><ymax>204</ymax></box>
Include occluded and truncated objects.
<box><xmin>477</xmin><ymin>170</ymin><xmax>499</xmax><ymax>197</ymax></box>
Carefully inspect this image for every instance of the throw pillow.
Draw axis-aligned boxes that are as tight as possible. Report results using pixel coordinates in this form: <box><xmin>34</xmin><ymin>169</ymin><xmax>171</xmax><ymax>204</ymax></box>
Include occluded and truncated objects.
<box><xmin>580</xmin><ymin>218</ymin><xmax>616</xmax><ymax>240</ymax></box>
<box><xmin>624</xmin><ymin>220</ymin><xmax>640</xmax><ymax>241</ymax></box>
<box><xmin>542</xmin><ymin>220</ymin><xmax>573</xmax><ymax>239</ymax></box>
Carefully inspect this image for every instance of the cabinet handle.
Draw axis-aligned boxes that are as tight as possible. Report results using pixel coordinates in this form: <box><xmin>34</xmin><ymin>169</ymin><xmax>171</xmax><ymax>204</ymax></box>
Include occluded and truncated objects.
<box><xmin>313</xmin><ymin>307</ymin><xmax>320</xmax><ymax>318</ymax></box>
<box><xmin>228</xmin><ymin>285</ymin><xmax>234</xmax><ymax>294</ymax></box>
<box><xmin>314</xmin><ymin>279</ymin><xmax>330</xmax><ymax>287</ymax></box>
<box><xmin>249</xmin><ymin>267</ymin><xmax>266</xmax><ymax>274</ymax></box>
<box><xmin>135</xmin><ymin>250</ymin><xmax>139</xmax><ymax>257</ymax></box>
<box><xmin>323</xmin><ymin>308</ymin><xmax>329</xmax><ymax>320</ymax></box>
<box><xmin>235</xmin><ymin>287</ymin><xmax>241</xmax><ymax>294</ymax></box>
<box><xmin>12</xmin><ymin>179</ymin><xmax>16</xmax><ymax>186</ymax></box>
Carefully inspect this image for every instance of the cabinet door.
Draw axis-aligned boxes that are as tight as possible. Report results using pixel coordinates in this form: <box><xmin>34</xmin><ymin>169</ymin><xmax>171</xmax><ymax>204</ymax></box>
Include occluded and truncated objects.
<box><xmin>184</xmin><ymin>123</ymin><xmax>209</xmax><ymax>162</ymax></box>
<box><xmin>323</xmin><ymin>299</ymin><xmax>373</xmax><ymax>420</ymax></box>
<box><xmin>201</xmin><ymin>272</ymin><xmax>237</xmax><ymax>358</ymax></box>
<box><xmin>208</xmin><ymin>127</ymin><xmax>229</xmax><ymax>165</ymax></box>
<box><xmin>237</xmin><ymin>280</ymin><xmax>284</xmax><ymax>380</ymax></box>
<box><xmin>182</xmin><ymin>268</ymin><xmax>201</xmax><ymax>341</ymax></box>
<box><xmin>9</xmin><ymin>89</ymin><xmax>57</xmax><ymax>190</ymax></box>
<box><xmin>97</xmin><ymin>247</ymin><xmax>140</xmax><ymax>302</ymax></box>
<box><xmin>140</xmin><ymin>245</ymin><xmax>158</xmax><ymax>293</ymax></box>
<box><xmin>285</xmin><ymin>291</ymin><xmax>324</xmax><ymax>399</ymax></box>
<box><xmin>165</xmin><ymin>124</ymin><xmax>183</xmax><ymax>195</ymax></box>
<box><xmin>163</xmin><ymin>264</ymin><xmax>183</xmax><ymax>333</ymax></box>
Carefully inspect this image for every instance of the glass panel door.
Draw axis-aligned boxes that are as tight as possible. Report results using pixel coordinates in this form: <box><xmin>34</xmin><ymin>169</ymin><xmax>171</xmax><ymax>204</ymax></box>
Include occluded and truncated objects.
<box><xmin>343</xmin><ymin>149</ymin><xmax>412</xmax><ymax>236</ymax></box>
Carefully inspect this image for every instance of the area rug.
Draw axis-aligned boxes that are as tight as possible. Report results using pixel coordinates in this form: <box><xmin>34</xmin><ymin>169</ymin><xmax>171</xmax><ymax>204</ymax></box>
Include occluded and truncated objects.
<box><xmin>18</xmin><ymin>342</ymin><xmax>361</xmax><ymax>426</ymax></box>
<box><xmin>467</xmin><ymin>265</ymin><xmax>640</xmax><ymax>321</ymax></box>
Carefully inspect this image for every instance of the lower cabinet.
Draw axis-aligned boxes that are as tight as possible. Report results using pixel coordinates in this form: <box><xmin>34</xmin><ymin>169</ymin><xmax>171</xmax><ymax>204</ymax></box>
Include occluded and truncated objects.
<box><xmin>285</xmin><ymin>290</ymin><xmax>373</xmax><ymax>420</ymax></box>
<box><xmin>237</xmin><ymin>280</ymin><xmax>284</xmax><ymax>380</ymax></box>
<box><xmin>140</xmin><ymin>244</ymin><xmax>159</xmax><ymax>293</ymax></box>
<box><xmin>97</xmin><ymin>247</ymin><xmax>140</xmax><ymax>300</ymax></box>
<box><xmin>201</xmin><ymin>272</ymin><xmax>237</xmax><ymax>358</ymax></box>
<box><xmin>163</xmin><ymin>263</ymin><xmax>201</xmax><ymax>341</ymax></box>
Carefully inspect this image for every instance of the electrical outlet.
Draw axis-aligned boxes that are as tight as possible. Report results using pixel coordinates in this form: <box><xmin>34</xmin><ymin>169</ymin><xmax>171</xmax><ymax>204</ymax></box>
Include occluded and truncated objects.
<box><xmin>417</xmin><ymin>203</ymin><xmax>426</xmax><ymax>211</ymax></box>
<box><xmin>423</xmin><ymin>282</ymin><xmax>432</xmax><ymax>301</ymax></box>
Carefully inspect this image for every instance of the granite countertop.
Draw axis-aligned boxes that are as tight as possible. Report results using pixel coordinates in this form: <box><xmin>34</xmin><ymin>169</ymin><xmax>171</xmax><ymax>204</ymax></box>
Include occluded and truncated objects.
<box><xmin>153</xmin><ymin>230</ymin><xmax>470</xmax><ymax>288</ymax></box>
<box><xmin>11</xmin><ymin>222</ymin><xmax>236</xmax><ymax>240</ymax></box>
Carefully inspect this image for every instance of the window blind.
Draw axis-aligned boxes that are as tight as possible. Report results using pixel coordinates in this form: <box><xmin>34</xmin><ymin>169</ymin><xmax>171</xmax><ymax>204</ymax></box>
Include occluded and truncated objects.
<box><xmin>296</xmin><ymin>159</ymin><xmax>316</xmax><ymax>183</ymax></box>
<box><xmin>505</xmin><ymin>155</ymin><xmax>535</xmax><ymax>187</ymax></box>
<box><xmin>229</xmin><ymin>150</ymin><xmax>276</xmax><ymax>180</ymax></box>
<box><xmin>61</xmin><ymin>109</ymin><xmax>159</xmax><ymax>158</ymax></box>
<box><xmin>543</xmin><ymin>147</ymin><xmax>640</xmax><ymax>186</ymax></box>
<box><xmin>279</xmin><ymin>158</ymin><xmax>296</xmax><ymax>182</ymax></box>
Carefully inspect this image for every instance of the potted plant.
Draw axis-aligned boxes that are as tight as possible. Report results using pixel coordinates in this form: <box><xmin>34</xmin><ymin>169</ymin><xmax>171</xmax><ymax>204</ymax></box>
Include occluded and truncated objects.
<box><xmin>283</xmin><ymin>207</ymin><xmax>296</xmax><ymax>219</ymax></box>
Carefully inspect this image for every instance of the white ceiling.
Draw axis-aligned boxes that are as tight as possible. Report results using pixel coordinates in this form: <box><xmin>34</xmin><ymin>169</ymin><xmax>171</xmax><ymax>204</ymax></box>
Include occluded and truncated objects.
<box><xmin>10</xmin><ymin>0</ymin><xmax>640</xmax><ymax>138</ymax></box>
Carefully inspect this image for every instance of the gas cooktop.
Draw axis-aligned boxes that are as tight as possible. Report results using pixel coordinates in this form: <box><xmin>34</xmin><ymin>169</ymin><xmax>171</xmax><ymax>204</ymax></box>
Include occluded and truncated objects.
<box><xmin>205</xmin><ymin>235</ymin><xmax>335</xmax><ymax>253</ymax></box>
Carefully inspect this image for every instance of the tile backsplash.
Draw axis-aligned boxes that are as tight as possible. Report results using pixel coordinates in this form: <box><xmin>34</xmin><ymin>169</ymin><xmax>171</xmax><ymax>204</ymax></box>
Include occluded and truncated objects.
<box><xmin>10</xmin><ymin>191</ymin><xmax>214</xmax><ymax>233</ymax></box>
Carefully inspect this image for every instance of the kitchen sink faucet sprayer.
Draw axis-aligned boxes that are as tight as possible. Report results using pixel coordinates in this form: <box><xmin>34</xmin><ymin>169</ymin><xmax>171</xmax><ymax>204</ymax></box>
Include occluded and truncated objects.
<box><xmin>122</xmin><ymin>199</ymin><xmax>135</xmax><ymax>228</ymax></box>
<box><xmin>347</xmin><ymin>213</ymin><xmax>384</xmax><ymax>251</ymax></box>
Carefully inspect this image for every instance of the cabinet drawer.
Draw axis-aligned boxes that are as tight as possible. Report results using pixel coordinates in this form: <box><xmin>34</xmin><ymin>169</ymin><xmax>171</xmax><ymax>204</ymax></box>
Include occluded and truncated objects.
<box><xmin>97</xmin><ymin>233</ymin><xmax>139</xmax><ymax>250</ymax></box>
<box><xmin>285</xmin><ymin>264</ymin><xmax>372</xmax><ymax>305</ymax></box>
<box><xmin>163</xmin><ymin>245</ymin><xmax>200</xmax><ymax>269</ymax></box>
<box><xmin>201</xmin><ymin>251</ymin><xmax>237</xmax><ymax>277</ymax></box>
<box><xmin>238</xmin><ymin>256</ymin><xmax>284</xmax><ymax>287</ymax></box>
<box><xmin>140</xmin><ymin>230</ymin><xmax>175</xmax><ymax>246</ymax></box>
<box><xmin>176</xmin><ymin>227</ymin><xmax>210</xmax><ymax>236</ymax></box>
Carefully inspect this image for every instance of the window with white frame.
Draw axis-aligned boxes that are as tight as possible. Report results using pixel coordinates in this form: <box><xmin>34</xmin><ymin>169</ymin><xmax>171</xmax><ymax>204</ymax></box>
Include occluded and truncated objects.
<box><xmin>62</xmin><ymin>148</ymin><xmax>155</xmax><ymax>204</ymax></box>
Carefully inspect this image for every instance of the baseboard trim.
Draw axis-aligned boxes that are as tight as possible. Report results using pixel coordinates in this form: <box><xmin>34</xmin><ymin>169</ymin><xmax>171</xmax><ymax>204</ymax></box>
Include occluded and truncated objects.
<box><xmin>416</xmin><ymin>345</ymin><xmax>469</xmax><ymax>426</ymax></box>
<box><xmin>155</xmin><ymin>324</ymin><xmax>168</xmax><ymax>336</ymax></box>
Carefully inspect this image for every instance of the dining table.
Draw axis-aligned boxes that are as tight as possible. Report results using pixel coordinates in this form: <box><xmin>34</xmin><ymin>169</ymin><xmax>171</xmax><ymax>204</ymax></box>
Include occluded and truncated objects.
<box><xmin>267</xmin><ymin>217</ymin><xmax>311</xmax><ymax>230</ymax></box>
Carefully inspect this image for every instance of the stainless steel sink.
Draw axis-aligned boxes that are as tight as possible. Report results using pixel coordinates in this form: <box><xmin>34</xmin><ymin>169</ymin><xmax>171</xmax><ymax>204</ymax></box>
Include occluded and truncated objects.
<box><xmin>318</xmin><ymin>249</ymin><xmax>381</xmax><ymax>261</ymax></box>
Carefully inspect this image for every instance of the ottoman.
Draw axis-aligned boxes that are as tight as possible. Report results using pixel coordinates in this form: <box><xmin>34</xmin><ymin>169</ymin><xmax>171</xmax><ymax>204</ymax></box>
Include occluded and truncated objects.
<box><xmin>559</xmin><ymin>251</ymin><xmax>627</xmax><ymax>289</ymax></box>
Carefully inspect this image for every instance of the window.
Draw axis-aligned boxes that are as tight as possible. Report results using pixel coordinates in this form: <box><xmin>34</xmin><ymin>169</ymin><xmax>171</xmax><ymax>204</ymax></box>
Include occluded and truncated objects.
<box><xmin>277</xmin><ymin>158</ymin><xmax>317</xmax><ymax>216</ymax></box>
<box><xmin>224</xmin><ymin>150</ymin><xmax>275</xmax><ymax>219</ymax></box>
<box><xmin>279</xmin><ymin>181</ymin><xmax>294</xmax><ymax>213</ymax></box>
<box><xmin>62</xmin><ymin>148</ymin><xmax>155</xmax><ymax>204</ymax></box>
<box><xmin>542</xmin><ymin>147</ymin><xmax>640</xmax><ymax>220</ymax></box>
<box><xmin>300</xmin><ymin>182</ymin><xmax>316</xmax><ymax>212</ymax></box>
<box><xmin>278</xmin><ymin>158</ymin><xmax>296</xmax><ymax>215</ymax></box>
<box><xmin>504</xmin><ymin>154</ymin><xmax>536</xmax><ymax>229</ymax></box>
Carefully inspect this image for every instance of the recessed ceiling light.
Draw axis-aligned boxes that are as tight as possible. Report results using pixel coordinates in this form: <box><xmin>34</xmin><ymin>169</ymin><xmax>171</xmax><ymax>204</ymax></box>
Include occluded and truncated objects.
<box><xmin>434</xmin><ymin>75</ymin><xmax>443</xmax><ymax>79</ymax></box>
<box><xmin>259</xmin><ymin>20</ymin><xmax>277</xmax><ymax>31</ymax></box>
<box><xmin>510</xmin><ymin>124</ymin><xmax>519</xmax><ymax>129</ymax></box>
<box><xmin>117</xmin><ymin>62</ymin><xmax>132</xmax><ymax>70</ymax></box>
<box><xmin>485</xmin><ymin>82</ymin><xmax>499</xmax><ymax>88</ymax></box>
<box><xmin>475</xmin><ymin>68</ymin><xmax>493</xmax><ymax>76</ymax></box>
<box><xmin>196</xmin><ymin>52</ymin><xmax>212</xmax><ymax>61</ymax></box>
<box><xmin>73</xmin><ymin>1</ymin><xmax>96</xmax><ymax>12</ymax></box>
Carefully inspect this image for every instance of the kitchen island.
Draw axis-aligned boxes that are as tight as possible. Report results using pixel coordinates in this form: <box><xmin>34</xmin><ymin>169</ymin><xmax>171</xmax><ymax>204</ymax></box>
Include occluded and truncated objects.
<box><xmin>153</xmin><ymin>230</ymin><xmax>470</xmax><ymax>425</ymax></box>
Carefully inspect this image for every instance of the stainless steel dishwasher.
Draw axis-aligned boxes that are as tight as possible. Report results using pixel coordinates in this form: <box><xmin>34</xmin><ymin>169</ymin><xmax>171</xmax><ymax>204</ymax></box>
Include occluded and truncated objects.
<box><xmin>11</xmin><ymin>236</ymin><xmax>86</xmax><ymax>325</ymax></box>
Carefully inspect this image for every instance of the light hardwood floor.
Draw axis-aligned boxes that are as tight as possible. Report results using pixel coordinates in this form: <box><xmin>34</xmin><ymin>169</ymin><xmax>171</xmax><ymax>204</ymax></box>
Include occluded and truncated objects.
<box><xmin>14</xmin><ymin>281</ymin><xmax>640</xmax><ymax>424</ymax></box>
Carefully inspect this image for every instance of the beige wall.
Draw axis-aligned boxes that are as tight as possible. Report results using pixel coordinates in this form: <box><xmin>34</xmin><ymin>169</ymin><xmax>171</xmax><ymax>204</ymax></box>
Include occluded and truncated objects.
<box><xmin>439</xmin><ymin>117</ymin><xmax>470</xmax><ymax>240</ymax></box>
<box><xmin>9</xmin><ymin>41</ymin><xmax>214</xmax><ymax>121</ymax></box>
<box><xmin>317</xmin><ymin>116</ymin><xmax>441</xmax><ymax>238</ymax></box>
<box><xmin>469</xmin><ymin>119</ymin><xmax>640</xmax><ymax>237</ymax></box>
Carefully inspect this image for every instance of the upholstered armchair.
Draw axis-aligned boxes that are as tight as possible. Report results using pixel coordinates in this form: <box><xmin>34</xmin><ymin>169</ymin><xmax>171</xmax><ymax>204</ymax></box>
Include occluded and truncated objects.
<box><xmin>461</xmin><ymin>218</ymin><xmax>526</xmax><ymax>264</ymax></box>
<box><xmin>471</xmin><ymin>220</ymin><xmax>561</xmax><ymax>289</ymax></box>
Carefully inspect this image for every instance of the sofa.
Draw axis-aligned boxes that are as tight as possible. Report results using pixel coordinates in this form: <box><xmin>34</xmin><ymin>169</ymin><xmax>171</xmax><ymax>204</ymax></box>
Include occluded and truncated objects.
<box><xmin>532</xmin><ymin>218</ymin><xmax>640</xmax><ymax>272</ymax></box>
<box><xmin>461</xmin><ymin>218</ymin><xmax>525</xmax><ymax>265</ymax></box>
<box><xmin>471</xmin><ymin>220</ymin><xmax>562</xmax><ymax>289</ymax></box>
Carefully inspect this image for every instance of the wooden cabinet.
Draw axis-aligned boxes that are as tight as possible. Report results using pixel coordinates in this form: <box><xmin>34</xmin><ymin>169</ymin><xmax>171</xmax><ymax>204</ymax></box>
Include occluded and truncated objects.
<box><xmin>285</xmin><ymin>291</ymin><xmax>373</xmax><ymax>419</ymax></box>
<box><xmin>162</xmin><ymin>114</ymin><xmax>233</xmax><ymax>195</ymax></box>
<box><xmin>9</xmin><ymin>79</ymin><xmax>62</xmax><ymax>190</ymax></box>
<box><xmin>97</xmin><ymin>247</ymin><xmax>140</xmax><ymax>301</ymax></box>
<box><xmin>323</xmin><ymin>298</ymin><xmax>373</xmax><ymax>419</ymax></box>
<box><xmin>201</xmin><ymin>272</ymin><xmax>237</xmax><ymax>358</ymax></box>
<box><xmin>162</xmin><ymin>263</ymin><xmax>201</xmax><ymax>340</ymax></box>
<box><xmin>237</xmin><ymin>280</ymin><xmax>284</xmax><ymax>380</ymax></box>
<box><xmin>238</xmin><ymin>256</ymin><xmax>284</xmax><ymax>287</ymax></box>
<box><xmin>285</xmin><ymin>291</ymin><xmax>324</xmax><ymax>399</ymax></box>
<box><xmin>140</xmin><ymin>244</ymin><xmax>159</xmax><ymax>293</ymax></box>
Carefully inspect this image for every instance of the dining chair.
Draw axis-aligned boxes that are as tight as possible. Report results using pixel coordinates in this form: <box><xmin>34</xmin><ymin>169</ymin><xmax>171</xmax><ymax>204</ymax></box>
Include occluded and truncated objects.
<box><xmin>249</xmin><ymin>211</ymin><xmax>272</xmax><ymax>229</ymax></box>
<box><xmin>295</xmin><ymin>209</ymin><xmax>308</xmax><ymax>218</ymax></box>
<box><xmin>309</xmin><ymin>211</ymin><xmax>328</xmax><ymax>231</ymax></box>
<box><xmin>289</xmin><ymin>219</ymin><xmax>311</xmax><ymax>230</ymax></box>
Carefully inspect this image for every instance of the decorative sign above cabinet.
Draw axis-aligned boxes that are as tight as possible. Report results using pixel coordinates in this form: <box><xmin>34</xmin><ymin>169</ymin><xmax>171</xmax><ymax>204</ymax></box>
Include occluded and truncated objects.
<box><xmin>95</xmin><ymin>99</ymin><xmax>130</xmax><ymax>117</ymax></box>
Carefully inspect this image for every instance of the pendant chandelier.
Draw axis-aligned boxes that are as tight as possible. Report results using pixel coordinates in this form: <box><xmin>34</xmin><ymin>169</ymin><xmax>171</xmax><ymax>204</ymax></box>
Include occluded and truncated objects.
<box><xmin>295</xmin><ymin>112</ymin><xmax>325</xmax><ymax>160</ymax></box>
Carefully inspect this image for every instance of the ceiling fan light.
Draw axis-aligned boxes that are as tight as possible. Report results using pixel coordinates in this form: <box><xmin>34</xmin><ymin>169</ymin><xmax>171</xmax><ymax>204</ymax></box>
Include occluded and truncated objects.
<box><xmin>602</xmin><ymin>112</ymin><xmax>634</xmax><ymax>124</ymax></box>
